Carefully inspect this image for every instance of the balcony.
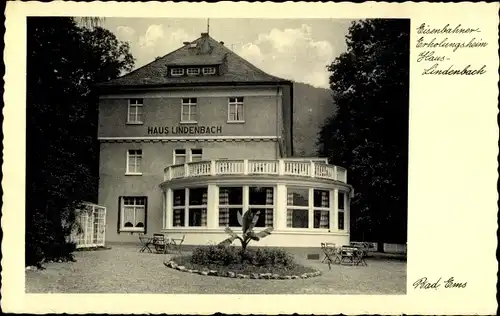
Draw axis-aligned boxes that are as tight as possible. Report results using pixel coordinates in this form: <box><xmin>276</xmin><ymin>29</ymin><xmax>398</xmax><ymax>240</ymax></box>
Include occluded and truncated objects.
<box><xmin>163</xmin><ymin>159</ymin><xmax>347</xmax><ymax>183</ymax></box>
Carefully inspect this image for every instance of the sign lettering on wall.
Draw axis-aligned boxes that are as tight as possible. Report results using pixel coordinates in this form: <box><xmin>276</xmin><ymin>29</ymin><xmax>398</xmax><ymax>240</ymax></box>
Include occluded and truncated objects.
<box><xmin>147</xmin><ymin>125</ymin><xmax>222</xmax><ymax>135</ymax></box>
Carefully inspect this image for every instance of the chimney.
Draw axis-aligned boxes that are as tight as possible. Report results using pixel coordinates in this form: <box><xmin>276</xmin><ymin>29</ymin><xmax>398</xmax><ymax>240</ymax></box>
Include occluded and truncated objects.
<box><xmin>183</xmin><ymin>41</ymin><xmax>190</xmax><ymax>45</ymax></box>
<box><xmin>220</xmin><ymin>41</ymin><xmax>224</xmax><ymax>45</ymax></box>
<box><xmin>201</xmin><ymin>32</ymin><xmax>209</xmax><ymax>37</ymax></box>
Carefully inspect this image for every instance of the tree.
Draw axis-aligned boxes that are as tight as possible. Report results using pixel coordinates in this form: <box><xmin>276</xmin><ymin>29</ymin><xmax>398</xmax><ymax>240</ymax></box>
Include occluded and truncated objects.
<box><xmin>318</xmin><ymin>19</ymin><xmax>409</xmax><ymax>244</ymax></box>
<box><xmin>26</xmin><ymin>17</ymin><xmax>134</xmax><ymax>266</ymax></box>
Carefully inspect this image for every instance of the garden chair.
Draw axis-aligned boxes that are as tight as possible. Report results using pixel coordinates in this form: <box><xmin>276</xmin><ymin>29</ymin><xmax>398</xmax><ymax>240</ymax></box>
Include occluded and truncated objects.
<box><xmin>353</xmin><ymin>248</ymin><xmax>368</xmax><ymax>266</ymax></box>
<box><xmin>350</xmin><ymin>241</ymin><xmax>369</xmax><ymax>257</ymax></box>
<box><xmin>170</xmin><ymin>235</ymin><xmax>185</xmax><ymax>255</ymax></box>
<box><xmin>152</xmin><ymin>233</ymin><xmax>169</xmax><ymax>254</ymax></box>
<box><xmin>138</xmin><ymin>233</ymin><xmax>153</xmax><ymax>253</ymax></box>
<box><xmin>340</xmin><ymin>246</ymin><xmax>358</xmax><ymax>265</ymax></box>
<box><xmin>321</xmin><ymin>242</ymin><xmax>337</xmax><ymax>270</ymax></box>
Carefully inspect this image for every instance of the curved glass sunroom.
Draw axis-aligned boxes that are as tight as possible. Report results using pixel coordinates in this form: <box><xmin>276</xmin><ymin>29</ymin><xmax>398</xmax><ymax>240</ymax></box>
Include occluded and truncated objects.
<box><xmin>159</xmin><ymin>159</ymin><xmax>353</xmax><ymax>247</ymax></box>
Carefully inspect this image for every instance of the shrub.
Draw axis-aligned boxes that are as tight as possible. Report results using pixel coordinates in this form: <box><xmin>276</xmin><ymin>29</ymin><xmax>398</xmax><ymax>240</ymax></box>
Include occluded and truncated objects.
<box><xmin>254</xmin><ymin>248</ymin><xmax>295</xmax><ymax>267</ymax></box>
<box><xmin>190</xmin><ymin>245</ymin><xmax>295</xmax><ymax>268</ymax></box>
<box><xmin>191</xmin><ymin>244</ymin><xmax>242</xmax><ymax>265</ymax></box>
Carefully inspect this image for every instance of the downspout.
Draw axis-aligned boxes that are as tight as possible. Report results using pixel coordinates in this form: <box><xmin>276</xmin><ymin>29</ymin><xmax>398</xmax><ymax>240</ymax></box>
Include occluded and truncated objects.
<box><xmin>276</xmin><ymin>86</ymin><xmax>282</xmax><ymax>158</ymax></box>
<box><xmin>289</xmin><ymin>81</ymin><xmax>294</xmax><ymax>157</ymax></box>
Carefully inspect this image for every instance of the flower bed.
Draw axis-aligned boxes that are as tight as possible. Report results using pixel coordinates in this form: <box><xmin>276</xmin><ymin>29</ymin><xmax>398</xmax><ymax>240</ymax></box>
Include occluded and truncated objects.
<box><xmin>164</xmin><ymin>245</ymin><xmax>321</xmax><ymax>280</ymax></box>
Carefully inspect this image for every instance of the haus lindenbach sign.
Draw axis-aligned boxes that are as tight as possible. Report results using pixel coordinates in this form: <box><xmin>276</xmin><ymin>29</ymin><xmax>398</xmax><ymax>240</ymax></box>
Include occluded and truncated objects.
<box><xmin>147</xmin><ymin>125</ymin><xmax>222</xmax><ymax>135</ymax></box>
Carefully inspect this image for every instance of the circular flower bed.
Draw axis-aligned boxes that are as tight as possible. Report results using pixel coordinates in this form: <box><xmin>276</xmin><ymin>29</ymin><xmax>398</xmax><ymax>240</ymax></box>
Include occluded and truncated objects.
<box><xmin>163</xmin><ymin>245</ymin><xmax>321</xmax><ymax>280</ymax></box>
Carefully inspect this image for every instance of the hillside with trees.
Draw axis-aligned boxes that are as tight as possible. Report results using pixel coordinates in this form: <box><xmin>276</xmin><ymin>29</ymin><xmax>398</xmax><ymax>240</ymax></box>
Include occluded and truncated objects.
<box><xmin>292</xmin><ymin>82</ymin><xmax>336</xmax><ymax>157</ymax></box>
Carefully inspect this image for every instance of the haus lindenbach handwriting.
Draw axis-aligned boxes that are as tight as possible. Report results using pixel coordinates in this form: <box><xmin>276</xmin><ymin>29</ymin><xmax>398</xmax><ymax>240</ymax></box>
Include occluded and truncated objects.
<box><xmin>413</xmin><ymin>277</ymin><xmax>467</xmax><ymax>290</ymax></box>
<box><xmin>415</xmin><ymin>23</ymin><xmax>488</xmax><ymax>75</ymax></box>
<box><xmin>147</xmin><ymin>125</ymin><xmax>222</xmax><ymax>135</ymax></box>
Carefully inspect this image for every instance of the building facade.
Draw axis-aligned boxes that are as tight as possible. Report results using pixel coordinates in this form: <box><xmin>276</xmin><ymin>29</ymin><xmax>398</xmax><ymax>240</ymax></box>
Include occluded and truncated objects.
<box><xmin>97</xmin><ymin>32</ymin><xmax>353</xmax><ymax>247</ymax></box>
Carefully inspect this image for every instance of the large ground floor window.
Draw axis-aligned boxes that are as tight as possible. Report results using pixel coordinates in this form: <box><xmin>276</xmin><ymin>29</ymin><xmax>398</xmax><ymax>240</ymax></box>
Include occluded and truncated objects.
<box><xmin>163</xmin><ymin>183</ymin><xmax>348</xmax><ymax>231</ymax></box>
<box><xmin>338</xmin><ymin>191</ymin><xmax>345</xmax><ymax>230</ymax></box>
<box><xmin>287</xmin><ymin>188</ymin><xmax>333</xmax><ymax>229</ymax></box>
<box><xmin>219</xmin><ymin>186</ymin><xmax>274</xmax><ymax>228</ymax></box>
<box><xmin>173</xmin><ymin>187</ymin><xmax>207</xmax><ymax>227</ymax></box>
<box><xmin>120</xmin><ymin>196</ymin><xmax>147</xmax><ymax>232</ymax></box>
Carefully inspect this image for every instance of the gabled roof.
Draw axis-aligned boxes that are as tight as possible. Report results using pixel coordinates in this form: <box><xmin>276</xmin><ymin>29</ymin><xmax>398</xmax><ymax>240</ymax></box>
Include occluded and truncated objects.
<box><xmin>98</xmin><ymin>33</ymin><xmax>289</xmax><ymax>88</ymax></box>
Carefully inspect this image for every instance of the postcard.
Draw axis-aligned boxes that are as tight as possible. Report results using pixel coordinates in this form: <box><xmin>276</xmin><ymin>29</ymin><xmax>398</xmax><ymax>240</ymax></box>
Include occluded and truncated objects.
<box><xmin>2</xmin><ymin>1</ymin><xmax>498</xmax><ymax>315</ymax></box>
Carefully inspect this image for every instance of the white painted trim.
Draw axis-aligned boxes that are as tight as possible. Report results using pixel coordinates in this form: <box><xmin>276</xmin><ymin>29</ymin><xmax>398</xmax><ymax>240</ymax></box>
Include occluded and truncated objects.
<box><xmin>202</xmin><ymin>67</ymin><xmax>216</xmax><ymax>75</ymax></box>
<box><xmin>99</xmin><ymin>87</ymin><xmax>284</xmax><ymax>99</ymax></box>
<box><xmin>170</xmin><ymin>68</ymin><xmax>184</xmax><ymax>76</ymax></box>
<box><xmin>186</xmin><ymin>67</ymin><xmax>200</xmax><ymax>75</ymax></box>
<box><xmin>228</xmin><ymin>96</ymin><xmax>244</xmax><ymax>122</ymax></box>
<box><xmin>124</xmin><ymin>172</ymin><xmax>143</xmax><ymax>176</ymax></box>
<box><xmin>99</xmin><ymin>136</ymin><xmax>279</xmax><ymax>141</ymax></box>
<box><xmin>181</xmin><ymin>98</ymin><xmax>197</xmax><ymax>122</ymax></box>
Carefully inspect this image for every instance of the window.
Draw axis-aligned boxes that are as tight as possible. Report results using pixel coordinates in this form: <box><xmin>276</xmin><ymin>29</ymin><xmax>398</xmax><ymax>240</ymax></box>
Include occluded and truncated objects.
<box><xmin>171</xmin><ymin>68</ymin><xmax>184</xmax><ymax>76</ymax></box>
<box><xmin>313</xmin><ymin>189</ymin><xmax>330</xmax><ymax>229</ymax></box>
<box><xmin>338</xmin><ymin>191</ymin><xmax>345</xmax><ymax>230</ymax></box>
<box><xmin>286</xmin><ymin>187</ymin><xmax>309</xmax><ymax>228</ymax></box>
<box><xmin>286</xmin><ymin>188</ymin><xmax>333</xmax><ymax>229</ymax></box>
<box><xmin>120</xmin><ymin>197</ymin><xmax>146</xmax><ymax>232</ymax></box>
<box><xmin>173</xmin><ymin>188</ymin><xmax>207</xmax><ymax>227</ymax></box>
<box><xmin>187</xmin><ymin>68</ymin><xmax>200</xmax><ymax>75</ymax></box>
<box><xmin>218</xmin><ymin>186</ymin><xmax>275</xmax><ymax>228</ymax></box>
<box><xmin>219</xmin><ymin>187</ymin><xmax>243</xmax><ymax>227</ymax></box>
<box><xmin>248</xmin><ymin>187</ymin><xmax>274</xmax><ymax>227</ymax></box>
<box><xmin>174</xmin><ymin>149</ymin><xmax>186</xmax><ymax>165</ymax></box>
<box><xmin>228</xmin><ymin>97</ymin><xmax>244</xmax><ymax>122</ymax></box>
<box><xmin>126</xmin><ymin>149</ymin><xmax>142</xmax><ymax>174</ymax></box>
<box><xmin>127</xmin><ymin>99</ymin><xmax>143</xmax><ymax>124</ymax></box>
<box><xmin>202</xmin><ymin>67</ymin><xmax>216</xmax><ymax>75</ymax></box>
<box><xmin>191</xmin><ymin>149</ymin><xmax>203</xmax><ymax>162</ymax></box>
<box><xmin>181</xmin><ymin>98</ymin><xmax>197</xmax><ymax>122</ymax></box>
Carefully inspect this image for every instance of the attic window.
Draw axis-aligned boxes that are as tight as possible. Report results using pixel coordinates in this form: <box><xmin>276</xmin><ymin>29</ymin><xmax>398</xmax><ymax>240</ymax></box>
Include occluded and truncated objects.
<box><xmin>203</xmin><ymin>67</ymin><xmax>216</xmax><ymax>75</ymax></box>
<box><xmin>171</xmin><ymin>68</ymin><xmax>184</xmax><ymax>76</ymax></box>
<box><xmin>187</xmin><ymin>68</ymin><xmax>200</xmax><ymax>76</ymax></box>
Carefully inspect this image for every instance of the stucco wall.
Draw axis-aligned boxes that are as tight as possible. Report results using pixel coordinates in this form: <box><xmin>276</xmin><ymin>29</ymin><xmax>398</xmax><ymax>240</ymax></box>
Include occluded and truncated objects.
<box><xmin>99</xmin><ymin>140</ymin><xmax>278</xmax><ymax>242</ymax></box>
<box><xmin>98</xmin><ymin>87</ymin><xmax>283</xmax><ymax>138</ymax></box>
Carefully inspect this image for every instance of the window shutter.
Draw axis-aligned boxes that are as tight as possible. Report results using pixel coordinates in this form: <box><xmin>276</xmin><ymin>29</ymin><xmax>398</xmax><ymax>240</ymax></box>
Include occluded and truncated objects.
<box><xmin>117</xmin><ymin>196</ymin><xmax>122</xmax><ymax>234</ymax></box>
<box><xmin>144</xmin><ymin>196</ymin><xmax>148</xmax><ymax>234</ymax></box>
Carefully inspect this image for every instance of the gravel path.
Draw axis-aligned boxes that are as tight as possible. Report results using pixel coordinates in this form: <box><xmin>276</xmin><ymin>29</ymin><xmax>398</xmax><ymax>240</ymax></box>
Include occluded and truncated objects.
<box><xmin>26</xmin><ymin>245</ymin><xmax>406</xmax><ymax>294</ymax></box>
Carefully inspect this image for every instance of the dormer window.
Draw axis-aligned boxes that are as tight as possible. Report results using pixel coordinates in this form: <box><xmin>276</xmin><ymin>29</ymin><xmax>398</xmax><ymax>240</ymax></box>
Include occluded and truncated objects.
<box><xmin>187</xmin><ymin>68</ymin><xmax>200</xmax><ymax>76</ymax></box>
<box><xmin>171</xmin><ymin>68</ymin><xmax>184</xmax><ymax>76</ymax></box>
<box><xmin>203</xmin><ymin>67</ymin><xmax>216</xmax><ymax>75</ymax></box>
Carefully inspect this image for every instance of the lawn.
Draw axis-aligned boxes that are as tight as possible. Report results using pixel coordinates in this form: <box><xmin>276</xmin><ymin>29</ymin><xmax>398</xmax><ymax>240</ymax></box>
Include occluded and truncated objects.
<box><xmin>25</xmin><ymin>244</ymin><xmax>406</xmax><ymax>294</ymax></box>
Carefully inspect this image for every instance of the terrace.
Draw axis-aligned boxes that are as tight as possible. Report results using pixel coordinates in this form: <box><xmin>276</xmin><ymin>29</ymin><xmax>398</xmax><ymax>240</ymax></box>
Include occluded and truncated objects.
<box><xmin>164</xmin><ymin>159</ymin><xmax>348</xmax><ymax>183</ymax></box>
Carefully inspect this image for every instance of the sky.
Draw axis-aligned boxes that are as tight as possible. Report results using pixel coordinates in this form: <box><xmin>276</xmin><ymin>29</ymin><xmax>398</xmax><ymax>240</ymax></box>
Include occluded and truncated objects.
<box><xmin>101</xmin><ymin>18</ymin><xmax>355</xmax><ymax>88</ymax></box>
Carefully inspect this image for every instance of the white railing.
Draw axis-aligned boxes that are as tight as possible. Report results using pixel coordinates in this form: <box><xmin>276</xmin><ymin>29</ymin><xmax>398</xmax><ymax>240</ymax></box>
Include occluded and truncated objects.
<box><xmin>164</xmin><ymin>159</ymin><xmax>348</xmax><ymax>183</ymax></box>
<box><xmin>188</xmin><ymin>161</ymin><xmax>211</xmax><ymax>177</ymax></box>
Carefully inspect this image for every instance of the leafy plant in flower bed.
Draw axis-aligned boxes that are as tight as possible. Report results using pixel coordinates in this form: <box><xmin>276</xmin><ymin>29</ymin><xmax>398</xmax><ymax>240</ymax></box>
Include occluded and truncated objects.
<box><xmin>219</xmin><ymin>209</ymin><xmax>273</xmax><ymax>251</ymax></box>
<box><xmin>172</xmin><ymin>244</ymin><xmax>315</xmax><ymax>276</ymax></box>
<box><xmin>191</xmin><ymin>244</ymin><xmax>295</xmax><ymax>267</ymax></box>
<box><xmin>169</xmin><ymin>210</ymin><xmax>317</xmax><ymax>277</ymax></box>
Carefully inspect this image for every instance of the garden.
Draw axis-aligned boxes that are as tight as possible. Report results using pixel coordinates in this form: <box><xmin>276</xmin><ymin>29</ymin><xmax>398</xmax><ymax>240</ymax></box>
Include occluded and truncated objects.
<box><xmin>165</xmin><ymin>209</ymin><xmax>321</xmax><ymax>279</ymax></box>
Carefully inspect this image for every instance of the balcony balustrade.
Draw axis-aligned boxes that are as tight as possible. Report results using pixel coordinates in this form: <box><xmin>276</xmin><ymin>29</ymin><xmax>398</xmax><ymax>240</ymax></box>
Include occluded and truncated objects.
<box><xmin>164</xmin><ymin>159</ymin><xmax>347</xmax><ymax>183</ymax></box>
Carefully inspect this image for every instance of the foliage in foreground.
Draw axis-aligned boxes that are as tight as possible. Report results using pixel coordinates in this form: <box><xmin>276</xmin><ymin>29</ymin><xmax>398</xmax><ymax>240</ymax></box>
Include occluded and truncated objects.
<box><xmin>318</xmin><ymin>19</ymin><xmax>410</xmax><ymax>243</ymax></box>
<box><xmin>191</xmin><ymin>244</ymin><xmax>295</xmax><ymax>268</ymax></box>
<box><xmin>219</xmin><ymin>209</ymin><xmax>273</xmax><ymax>250</ymax></box>
<box><xmin>26</xmin><ymin>17</ymin><xmax>134</xmax><ymax>266</ymax></box>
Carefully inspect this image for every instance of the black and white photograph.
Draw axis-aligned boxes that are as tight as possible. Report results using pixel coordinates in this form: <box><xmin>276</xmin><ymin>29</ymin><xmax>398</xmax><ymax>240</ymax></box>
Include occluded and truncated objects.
<box><xmin>25</xmin><ymin>16</ymin><xmax>409</xmax><ymax>294</ymax></box>
<box><xmin>2</xmin><ymin>2</ymin><xmax>498</xmax><ymax>315</ymax></box>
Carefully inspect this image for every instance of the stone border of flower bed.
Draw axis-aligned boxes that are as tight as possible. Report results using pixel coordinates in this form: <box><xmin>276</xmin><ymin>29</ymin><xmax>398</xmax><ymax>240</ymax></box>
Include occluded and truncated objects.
<box><xmin>163</xmin><ymin>261</ymin><xmax>322</xmax><ymax>280</ymax></box>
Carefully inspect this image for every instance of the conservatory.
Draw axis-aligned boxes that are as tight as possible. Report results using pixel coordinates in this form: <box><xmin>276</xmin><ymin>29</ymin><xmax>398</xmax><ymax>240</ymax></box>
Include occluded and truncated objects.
<box><xmin>159</xmin><ymin>158</ymin><xmax>353</xmax><ymax>247</ymax></box>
